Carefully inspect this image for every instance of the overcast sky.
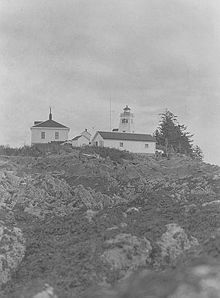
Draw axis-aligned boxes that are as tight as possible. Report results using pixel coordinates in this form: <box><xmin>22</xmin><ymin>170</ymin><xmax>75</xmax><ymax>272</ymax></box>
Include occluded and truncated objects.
<box><xmin>0</xmin><ymin>0</ymin><xmax>220</xmax><ymax>164</ymax></box>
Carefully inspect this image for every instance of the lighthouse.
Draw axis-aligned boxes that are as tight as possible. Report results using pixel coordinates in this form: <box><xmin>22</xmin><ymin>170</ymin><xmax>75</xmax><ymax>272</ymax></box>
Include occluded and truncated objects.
<box><xmin>118</xmin><ymin>105</ymin><xmax>135</xmax><ymax>133</ymax></box>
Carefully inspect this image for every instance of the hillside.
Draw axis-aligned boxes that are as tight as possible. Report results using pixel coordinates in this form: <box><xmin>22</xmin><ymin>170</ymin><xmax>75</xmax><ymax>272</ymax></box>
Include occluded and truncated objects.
<box><xmin>1</xmin><ymin>147</ymin><xmax>220</xmax><ymax>297</ymax></box>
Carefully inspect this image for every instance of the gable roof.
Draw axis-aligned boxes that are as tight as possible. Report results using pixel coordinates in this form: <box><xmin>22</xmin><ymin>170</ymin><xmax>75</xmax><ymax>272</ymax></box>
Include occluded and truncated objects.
<box><xmin>72</xmin><ymin>133</ymin><xmax>91</xmax><ymax>141</ymax></box>
<box><xmin>32</xmin><ymin>119</ymin><xmax>69</xmax><ymax>129</ymax></box>
<box><xmin>95</xmin><ymin>131</ymin><xmax>156</xmax><ymax>142</ymax></box>
<box><xmin>72</xmin><ymin>135</ymin><xmax>81</xmax><ymax>141</ymax></box>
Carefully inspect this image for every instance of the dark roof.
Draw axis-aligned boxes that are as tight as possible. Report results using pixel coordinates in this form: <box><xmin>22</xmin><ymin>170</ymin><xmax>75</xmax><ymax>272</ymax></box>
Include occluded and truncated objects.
<box><xmin>124</xmin><ymin>105</ymin><xmax>131</xmax><ymax>111</ymax></box>
<box><xmin>72</xmin><ymin>135</ymin><xmax>81</xmax><ymax>141</ymax></box>
<box><xmin>32</xmin><ymin>119</ymin><xmax>69</xmax><ymax>129</ymax></box>
<box><xmin>34</xmin><ymin>121</ymin><xmax>43</xmax><ymax>125</ymax></box>
<box><xmin>96</xmin><ymin>131</ymin><xmax>156</xmax><ymax>142</ymax></box>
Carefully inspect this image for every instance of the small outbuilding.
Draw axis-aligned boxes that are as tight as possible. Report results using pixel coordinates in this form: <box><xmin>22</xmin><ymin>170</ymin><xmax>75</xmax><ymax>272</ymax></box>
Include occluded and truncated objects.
<box><xmin>71</xmin><ymin>129</ymin><xmax>91</xmax><ymax>147</ymax></box>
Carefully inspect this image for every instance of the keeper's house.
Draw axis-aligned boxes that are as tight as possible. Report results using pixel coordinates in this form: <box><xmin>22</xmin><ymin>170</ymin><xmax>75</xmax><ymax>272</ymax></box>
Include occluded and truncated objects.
<box><xmin>91</xmin><ymin>131</ymin><xmax>156</xmax><ymax>154</ymax></box>
<box><xmin>30</xmin><ymin>109</ymin><xmax>70</xmax><ymax>145</ymax></box>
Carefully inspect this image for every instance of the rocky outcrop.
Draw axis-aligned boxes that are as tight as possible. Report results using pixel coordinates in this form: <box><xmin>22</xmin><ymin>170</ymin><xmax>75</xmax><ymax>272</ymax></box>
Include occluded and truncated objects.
<box><xmin>0</xmin><ymin>171</ymin><xmax>21</xmax><ymax>212</ymax></box>
<box><xmin>1</xmin><ymin>153</ymin><xmax>220</xmax><ymax>298</ymax></box>
<box><xmin>0</xmin><ymin>220</ymin><xmax>25</xmax><ymax>288</ymax></box>
<box><xmin>74</xmin><ymin>184</ymin><xmax>126</xmax><ymax>210</ymax></box>
<box><xmin>16</xmin><ymin>174</ymin><xmax>76</xmax><ymax>217</ymax></box>
<box><xmin>101</xmin><ymin>233</ymin><xmax>152</xmax><ymax>281</ymax></box>
<box><xmin>156</xmin><ymin>223</ymin><xmax>199</xmax><ymax>267</ymax></box>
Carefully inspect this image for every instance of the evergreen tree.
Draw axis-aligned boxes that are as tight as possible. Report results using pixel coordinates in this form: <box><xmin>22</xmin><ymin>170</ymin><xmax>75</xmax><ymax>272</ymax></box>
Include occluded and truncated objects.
<box><xmin>155</xmin><ymin>110</ymin><xmax>194</xmax><ymax>156</ymax></box>
<box><xmin>192</xmin><ymin>145</ymin><xmax>204</xmax><ymax>161</ymax></box>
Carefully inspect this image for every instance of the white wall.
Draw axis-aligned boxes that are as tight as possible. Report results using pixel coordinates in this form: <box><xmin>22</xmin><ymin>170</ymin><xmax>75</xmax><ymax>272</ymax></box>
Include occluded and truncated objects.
<box><xmin>31</xmin><ymin>127</ymin><xmax>69</xmax><ymax>144</ymax></box>
<box><xmin>92</xmin><ymin>133</ymin><xmax>104</xmax><ymax>147</ymax></box>
<box><xmin>81</xmin><ymin>130</ymin><xmax>91</xmax><ymax>140</ymax></box>
<box><xmin>72</xmin><ymin>135</ymin><xmax>90</xmax><ymax>147</ymax></box>
<box><xmin>118</xmin><ymin>113</ymin><xmax>135</xmax><ymax>133</ymax></box>
<box><xmin>92</xmin><ymin>133</ymin><xmax>155</xmax><ymax>154</ymax></box>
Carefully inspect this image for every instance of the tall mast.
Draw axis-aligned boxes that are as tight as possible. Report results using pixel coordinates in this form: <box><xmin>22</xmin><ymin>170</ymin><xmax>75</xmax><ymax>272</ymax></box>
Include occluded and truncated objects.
<box><xmin>109</xmin><ymin>97</ymin><xmax>112</xmax><ymax>131</ymax></box>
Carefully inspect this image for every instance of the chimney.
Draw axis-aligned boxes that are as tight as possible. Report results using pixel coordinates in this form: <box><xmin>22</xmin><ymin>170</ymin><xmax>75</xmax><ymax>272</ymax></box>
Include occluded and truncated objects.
<box><xmin>49</xmin><ymin>107</ymin><xmax>52</xmax><ymax>120</ymax></box>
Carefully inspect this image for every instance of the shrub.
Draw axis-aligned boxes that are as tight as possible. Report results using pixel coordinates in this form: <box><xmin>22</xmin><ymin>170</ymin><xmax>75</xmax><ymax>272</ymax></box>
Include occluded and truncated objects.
<box><xmin>0</xmin><ymin>143</ymin><xmax>74</xmax><ymax>157</ymax></box>
<box><xmin>80</xmin><ymin>146</ymin><xmax>134</xmax><ymax>163</ymax></box>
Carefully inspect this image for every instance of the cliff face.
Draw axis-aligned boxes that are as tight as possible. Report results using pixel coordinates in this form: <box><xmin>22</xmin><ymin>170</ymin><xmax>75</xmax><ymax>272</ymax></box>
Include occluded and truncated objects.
<box><xmin>0</xmin><ymin>150</ymin><xmax>220</xmax><ymax>297</ymax></box>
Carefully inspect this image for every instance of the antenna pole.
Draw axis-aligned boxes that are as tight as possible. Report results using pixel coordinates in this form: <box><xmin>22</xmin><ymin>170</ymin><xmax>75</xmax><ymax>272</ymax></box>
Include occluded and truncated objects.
<box><xmin>110</xmin><ymin>97</ymin><xmax>112</xmax><ymax>131</ymax></box>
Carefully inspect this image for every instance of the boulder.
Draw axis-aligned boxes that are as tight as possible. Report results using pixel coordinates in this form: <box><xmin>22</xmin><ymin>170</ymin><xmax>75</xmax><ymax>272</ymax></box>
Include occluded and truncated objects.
<box><xmin>33</xmin><ymin>284</ymin><xmax>58</xmax><ymax>298</ymax></box>
<box><xmin>85</xmin><ymin>209</ymin><xmax>98</xmax><ymax>223</ymax></box>
<box><xmin>101</xmin><ymin>233</ymin><xmax>152</xmax><ymax>281</ymax></box>
<box><xmin>156</xmin><ymin>223</ymin><xmax>199</xmax><ymax>266</ymax></box>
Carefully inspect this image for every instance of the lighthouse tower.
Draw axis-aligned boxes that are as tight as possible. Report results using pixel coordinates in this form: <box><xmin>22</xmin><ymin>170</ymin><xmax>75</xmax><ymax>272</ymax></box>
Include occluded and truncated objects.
<box><xmin>118</xmin><ymin>105</ymin><xmax>135</xmax><ymax>133</ymax></box>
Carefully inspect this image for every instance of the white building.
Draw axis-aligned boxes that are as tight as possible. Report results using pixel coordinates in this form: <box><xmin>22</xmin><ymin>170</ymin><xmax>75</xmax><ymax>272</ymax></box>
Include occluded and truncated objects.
<box><xmin>92</xmin><ymin>131</ymin><xmax>156</xmax><ymax>154</ymax></box>
<box><xmin>118</xmin><ymin>105</ymin><xmax>135</xmax><ymax>133</ymax></box>
<box><xmin>71</xmin><ymin>129</ymin><xmax>91</xmax><ymax>147</ymax></box>
<box><xmin>92</xmin><ymin>105</ymin><xmax>156</xmax><ymax>154</ymax></box>
<box><xmin>30</xmin><ymin>109</ymin><xmax>70</xmax><ymax>145</ymax></box>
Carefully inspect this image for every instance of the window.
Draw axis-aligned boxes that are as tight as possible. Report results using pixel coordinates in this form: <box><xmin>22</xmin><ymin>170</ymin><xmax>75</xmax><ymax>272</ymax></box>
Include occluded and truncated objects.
<box><xmin>99</xmin><ymin>141</ymin><xmax>104</xmax><ymax>147</ymax></box>
<box><xmin>145</xmin><ymin>143</ymin><xmax>149</xmax><ymax>148</ymax></box>
<box><xmin>55</xmin><ymin>132</ymin><xmax>59</xmax><ymax>139</ymax></box>
<box><xmin>120</xmin><ymin>142</ymin><xmax>123</xmax><ymax>147</ymax></box>
<box><xmin>122</xmin><ymin>119</ymin><xmax>128</xmax><ymax>123</ymax></box>
<box><xmin>41</xmin><ymin>132</ymin><xmax>45</xmax><ymax>139</ymax></box>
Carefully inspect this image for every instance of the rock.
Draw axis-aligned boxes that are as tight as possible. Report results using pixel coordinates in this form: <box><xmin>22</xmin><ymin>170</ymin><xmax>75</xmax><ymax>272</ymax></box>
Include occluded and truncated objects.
<box><xmin>202</xmin><ymin>229</ymin><xmax>220</xmax><ymax>259</ymax></box>
<box><xmin>213</xmin><ymin>174</ymin><xmax>220</xmax><ymax>181</ymax></box>
<box><xmin>24</xmin><ymin>204</ymin><xmax>46</xmax><ymax>219</ymax></box>
<box><xmin>156</xmin><ymin>223</ymin><xmax>199</xmax><ymax>266</ymax></box>
<box><xmin>202</xmin><ymin>200</ymin><xmax>220</xmax><ymax>207</ymax></box>
<box><xmin>33</xmin><ymin>284</ymin><xmax>58</xmax><ymax>298</ymax></box>
<box><xmin>85</xmin><ymin>209</ymin><xmax>98</xmax><ymax>222</ymax></box>
<box><xmin>107</xmin><ymin>226</ymin><xmax>119</xmax><ymax>231</ymax></box>
<box><xmin>184</xmin><ymin>203</ymin><xmax>197</xmax><ymax>214</ymax></box>
<box><xmin>119</xmin><ymin>222</ymin><xmax>127</xmax><ymax>229</ymax></box>
<box><xmin>122</xmin><ymin>212</ymin><xmax>127</xmax><ymax>218</ymax></box>
<box><xmin>126</xmin><ymin>207</ymin><xmax>139</xmax><ymax>214</ymax></box>
<box><xmin>74</xmin><ymin>184</ymin><xmax>96</xmax><ymax>209</ymax></box>
<box><xmin>74</xmin><ymin>184</ymin><xmax>126</xmax><ymax>210</ymax></box>
<box><xmin>15</xmin><ymin>173</ymin><xmax>76</xmax><ymax>217</ymax></box>
<box><xmin>190</xmin><ymin>186</ymin><xmax>214</xmax><ymax>196</ymax></box>
<box><xmin>0</xmin><ymin>186</ymin><xmax>8</xmax><ymax>210</ymax></box>
<box><xmin>0</xmin><ymin>220</ymin><xmax>25</xmax><ymax>288</ymax></box>
<box><xmin>0</xmin><ymin>171</ymin><xmax>21</xmax><ymax>212</ymax></box>
<box><xmin>101</xmin><ymin>233</ymin><xmax>152</xmax><ymax>280</ymax></box>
